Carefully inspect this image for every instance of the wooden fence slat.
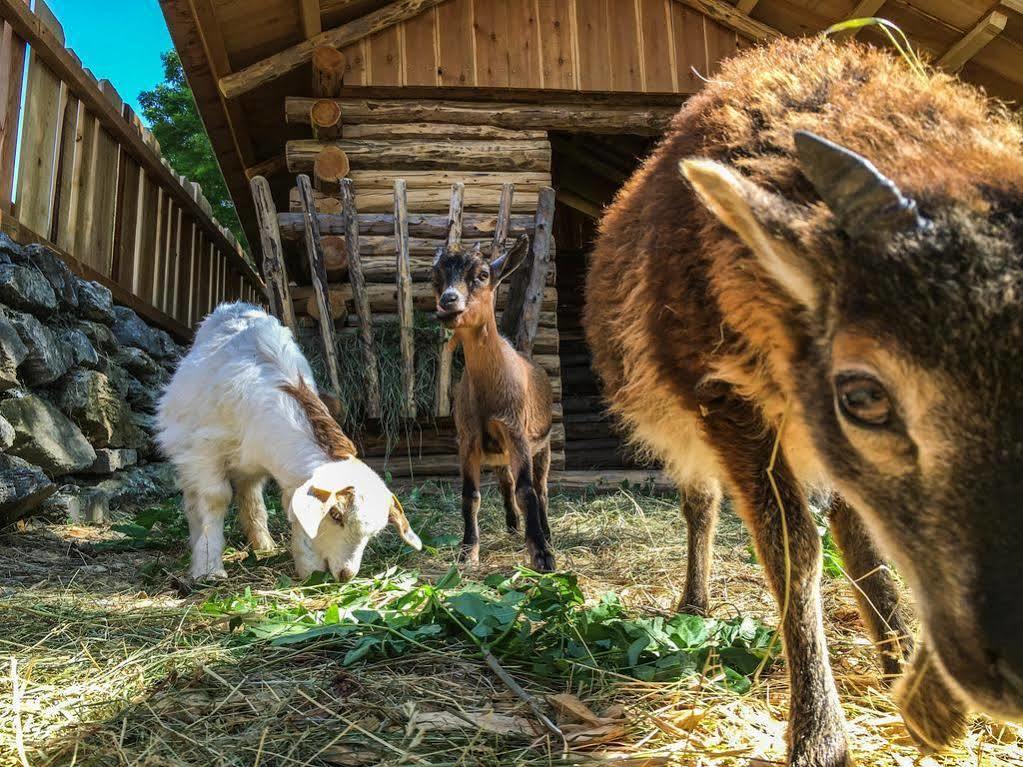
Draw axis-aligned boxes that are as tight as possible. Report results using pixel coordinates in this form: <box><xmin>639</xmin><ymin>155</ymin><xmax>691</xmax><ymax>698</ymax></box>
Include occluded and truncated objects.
<box><xmin>250</xmin><ymin>175</ymin><xmax>297</xmax><ymax>332</ymax></box>
<box><xmin>297</xmin><ymin>173</ymin><xmax>343</xmax><ymax>398</ymax></box>
<box><xmin>394</xmin><ymin>178</ymin><xmax>415</xmax><ymax>418</ymax></box>
<box><xmin>435</xmin><ymin>181</ymin><xmax>464</xmax><ymax>417</ymax></box>
<box><xmin>51</xmin><ymin>83</ymin><xmax>78</xmax><ymax>246</ymax></box>
<box><xmin>341</xmin><ymin>177</ymin><xmax>381</xmax><ymax>417</ymax></box>
<box><xmin>0</xmin><ymin>0</ymin><xmax>29</xmax><ymax>212</ymax></box>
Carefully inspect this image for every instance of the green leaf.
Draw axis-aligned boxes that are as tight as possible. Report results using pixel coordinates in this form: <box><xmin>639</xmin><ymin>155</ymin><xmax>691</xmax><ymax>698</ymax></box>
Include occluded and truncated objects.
<box><xmin>626</xmin><ymin>635</ymin><xmax>649</xmax><ymax>667</ymax></box>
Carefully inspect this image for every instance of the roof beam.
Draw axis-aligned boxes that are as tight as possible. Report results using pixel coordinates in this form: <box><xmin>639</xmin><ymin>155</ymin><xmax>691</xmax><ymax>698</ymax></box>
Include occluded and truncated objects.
<box><xmin>219</xmin><ymin>0</ymin><xmax>448</xmax><ymax>100</ymax></box>
<box><xmin>299</xmin><ymin>0</ymin><xmax>322</xmax><ymax>38</ymax></box>
<box><xmin>938</xmin><ymin>10</ymin><xmax>1007</xmax><ymax>72</ymax></box>
<box><xmin>673</xmin><ymin>0</ymin><xmax>779</xmax><ymax>41</ymax></box>
<box><xmin>735</xmin><ymin>0</ymin><xmax>759</xmax><ymax>13</ymax></box>
<box><xmin>830</xmin><ymin>0</ymin><xmax>887</xmax><ymax>39</ymax></box>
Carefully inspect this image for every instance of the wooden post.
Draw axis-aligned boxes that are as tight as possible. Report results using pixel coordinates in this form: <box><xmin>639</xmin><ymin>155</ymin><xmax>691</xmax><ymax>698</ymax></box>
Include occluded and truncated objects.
<box><xmin>340</xmin><ymin>178</ymin><xmax>381</xmax><ymax>418</ymax></box>
<box><xmin>312</xmin><ymin>45</ymin><xmax>346</xmax><ymax>98</ymax></box>
<box><xmin>297</xmin><ymin>174</ymin><xmax>344</xmax><ymax>402</ymax></box>
<box><xmin>313</xmin><ymin>145</ymin><xmax>350</xmax><ymax>194</ymax></box>
<box><xmin>250</xmin><ymin>176</ymin><xmax>297</xmax><ymax>332</ymax></box>
<box><xmin>502</xmin><ymin>187</ymin><xmax>555</xmax><ymax>355</ymax></box>
<box><xmin>435</xmin><ymin>182</ymin><xmax>464</xmax><ymax>417</ymax></box>
<box><xmin>394</xmin><ymin>178</ymin><xmax>415</xmax><ymax>418</ymax></box>
<box><xmin>310</xmin><ymin>99</ymin><xmax>342</xmax><ymax>140</ymax></box>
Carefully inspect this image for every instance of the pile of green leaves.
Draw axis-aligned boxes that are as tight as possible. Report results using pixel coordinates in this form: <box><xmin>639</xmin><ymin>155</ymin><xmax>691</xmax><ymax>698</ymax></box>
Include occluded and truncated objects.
<box><xmin>202</xmin><ymin>567</ymin><xmax>779</xmax><ymax>693</ymax></box>
<box><xmin>93</xmin><ymin>501</ymin><xmax>190</xmax><ymax>552</ymax></box>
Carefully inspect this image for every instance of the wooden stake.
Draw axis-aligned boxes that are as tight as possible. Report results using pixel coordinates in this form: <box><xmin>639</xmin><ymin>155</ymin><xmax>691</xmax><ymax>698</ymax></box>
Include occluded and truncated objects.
<box><xmin>310</xmin><ymin>99</ymin><xmax>343</xmax><ymax>140</ymax></box>
<box><xmin>312</xmin><ymin>45</ymin><xmax>346</xmax><ymax>98</ymax></box>
<box><xmin>340</xmin><ymin>178</ymin><xmax>382</xmax><ymax>418</ymax></box>
<box><xmin>394</xmin><ymin>179</ymin><xmax>416</xmax><ymax>418</ymax></box>
<box><xmin>313</xmin><ymin>145</ymin><xmax>350</xmax><ymax>194</ymax></box>
<box><xmin>435</xmin><ymin>182</ymin><xmax>464</xmax><ymax>417</ymax></box>
<box><xmin>297</xmin><ymin>174</ymin><xmax>344</xmax><ymax>404</ymax></box>
<box><xmin>502</xmin><ymin>187</ymin><xmax>555</xmax><ymax>355</ymax></box>
<box><xmin>250</xmin><ymin>176</ymin><xmax>297</xmax><ymax>332</ymax></box>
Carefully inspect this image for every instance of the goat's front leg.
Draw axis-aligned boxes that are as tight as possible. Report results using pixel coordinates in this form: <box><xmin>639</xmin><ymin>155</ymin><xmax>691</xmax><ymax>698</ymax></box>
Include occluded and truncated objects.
<box><xmin>703</xmin><ymin>396</ymin><xmax>848</xmax><ymax>767</ymax></box>
<box><xmin>458</xmin><ymin>448</ymin><xmax>482</xmax><ymax>566</ymax></box>
<box><xmin>827</xmin><ymin>495</ymin><xmax>912</xmax><ymax>682</ymax></box>
<box><xmin>183</xmin><ymin>477</ymin><xmax>232</xmax><ymax>580</ymax></box>
<box><xmin>677</xmin><ymin>482</ymin><xmax>722</xmax><ymax>616</ymax></box>
<box><xmin>532</xmin><ymin>441</ymin><xmax>552</xmax><ymax>543</ymax></box>
<box><xmin>510</xmin><ymin>437</ymin><xmax>555</xmax><ymax>572</ymax></box>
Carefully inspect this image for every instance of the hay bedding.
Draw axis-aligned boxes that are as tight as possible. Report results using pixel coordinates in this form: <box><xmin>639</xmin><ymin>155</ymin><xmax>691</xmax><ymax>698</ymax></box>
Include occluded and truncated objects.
<box><xmin>0</xmin><ymin>486</ymin><xmax>1018</xmax><ymax>766</ymax></box>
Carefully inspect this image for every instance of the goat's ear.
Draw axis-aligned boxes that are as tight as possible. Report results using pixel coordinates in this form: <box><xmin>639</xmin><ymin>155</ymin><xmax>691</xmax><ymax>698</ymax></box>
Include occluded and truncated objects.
<box><xmin>291</xmin><ymin>482</ymin><xmax>353</xmax><ymax>539</ymax></box>
<box><xmin>490</xmin><ymin>233</ymin><xmax>530</xmax><ymax>286</ymax></box>
<box><xmin>388</xmin><ymin>495</ymin><xmax>422</xmax><ymax>551</ymax></box>
<box><xmin>680</xmin><ymin>159</ymin><xmax>819</xmax><ymax>311</ymax></box>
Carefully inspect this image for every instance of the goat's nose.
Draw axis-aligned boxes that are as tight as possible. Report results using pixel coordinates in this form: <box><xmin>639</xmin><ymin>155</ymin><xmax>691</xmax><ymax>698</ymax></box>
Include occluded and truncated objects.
<box><xmin>439</xmin><ymin>290</ymin><xmax>461</xmax><ymax>310</ymax></box>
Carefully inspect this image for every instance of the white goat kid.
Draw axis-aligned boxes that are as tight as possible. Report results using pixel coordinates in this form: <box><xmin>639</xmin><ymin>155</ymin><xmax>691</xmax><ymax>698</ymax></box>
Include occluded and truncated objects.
<box><xmin>157</xmin><ymin>302</ymin><xmax>421</xmax><ymax>581</ymax></box>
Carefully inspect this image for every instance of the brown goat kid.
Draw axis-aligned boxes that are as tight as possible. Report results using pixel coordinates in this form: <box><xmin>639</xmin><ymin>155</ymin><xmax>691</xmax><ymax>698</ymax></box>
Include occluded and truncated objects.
<box><xmin>433</xmin><ymin>235</ymin><xmax>556</xmax><ymax>572</ymax></box>
<box><xmin>586</xmin><ymin>38</ymin><xmax>1023</xmax><ymax>767</ymax></box>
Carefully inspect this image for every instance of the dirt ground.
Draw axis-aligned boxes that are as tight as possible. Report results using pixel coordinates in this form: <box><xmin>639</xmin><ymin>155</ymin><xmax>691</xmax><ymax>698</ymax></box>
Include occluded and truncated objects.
<box><xmin>0</xmin><ymin>483</ymin><xmax>1019</xmax><ymax>767</ymax></box>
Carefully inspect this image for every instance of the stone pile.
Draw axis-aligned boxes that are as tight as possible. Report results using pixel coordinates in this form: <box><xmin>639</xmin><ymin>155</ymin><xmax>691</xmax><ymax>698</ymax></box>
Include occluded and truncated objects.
<box><xmin>0</xmin><ymin>234</ymin><xmax>182</xmax><ymax>527</ymax></box>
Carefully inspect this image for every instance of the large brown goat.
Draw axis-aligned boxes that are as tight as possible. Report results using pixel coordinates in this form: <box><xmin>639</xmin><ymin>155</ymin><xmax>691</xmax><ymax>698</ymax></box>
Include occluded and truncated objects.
<box><xmin>432</xmin><ymin>235</ymin><xmax>556</xmax><ymax>572</ymax></box>
<box><xmin>585</xmin><ymin>37</ymin><xmax>1023</xmax><ymax>766</ymax></box>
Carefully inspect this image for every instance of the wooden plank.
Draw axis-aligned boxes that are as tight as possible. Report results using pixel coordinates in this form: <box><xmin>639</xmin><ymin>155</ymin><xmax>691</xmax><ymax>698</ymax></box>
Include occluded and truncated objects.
<box><xmin>341</xmin><ymin>177</ymin><xmax>382</xmax><ymax>417</ymax></box>
<box><xmin>640</xmin><ymin>0</ymin><xmax>676</xmax><ymax>92</ymax></box>
<box><xmin>288</xmin><ymin>98</ymin><xmax>678</xmax><ymax>134</ymax></box>
<box><xmin>368</xmin><ymin>25</ymin><xmax>403</xmax><ymax>86</ymax></box>
<box><xmin>435</xmin><ymin>181</ymin><xmax>463</xmax><ymax>417</ymax></box>
<box><xmin>673</xmin><ymin>0</ymin><xmax>777</xmax><ymax>41</ymax></box>
<box><xmin>436</xmin><ymin>0</ymin><xmax>474</xmax><ymax>87</ymax></box>
<box><xmin>507</xmin><ymin>0</ymin><xmax>541</xmax><ymax>89</ymax></box>
<box><xmin>831</xmin><ymin>0</ymin><xmax>887</xmax><ymax>40</ymax></box>
<box><xmin>535</xmin><ymin>0</ymin><xmax>576</xmax><ymax>90</ymax></box>
<box><xmin>218</xmin><ymin>0</ymin><xmax>449</xmax><ymax>99</ymax></box>
<box><xmin>394</xmin><ymin>178</ymin><xmax>415</xmax><ymax>418</ymax></box>
<box><xmin>291</xmin><ymin>181</ymin><xmax>548</xmax><ymax>214</ymax></box>
<box><xmin>287</xmin><ymin>138</ymin><xmax>552</xmax><ymax>173</ymax></box>
<box><xmin>87</xmin><ymin>119</ymin><xmax>120</xmax><ymax>274</ymax></box>
<box><xmin>502</xmin><ymin>187</ymin><xmax>554</xmax><ymax>353</ymax></box>
<box><xmin>134</xmin><ymin>175</ymin><xmax>158</xmax><ymax>298</ymax></box>
<box><xmin>473</xmin><ymin>0</ymin><xmax>511</xmax><ymax>87</ymax></box>
<box><xmin>278</xmin><ymin>210</ymin><xmax>536</xmax><ymax>239</ymax></box>
<box><xmin>51</xmin><ymin>86</ymin><xmax>79</xmax><ymax>247</ymax></box>
<box><xmin>300</xmin><ymin>0</ymin><xmax>323</xmax><ymax>38</ymax></box>
<box><xmin>71</xmin><ymin>108</ymin><xmax>98</xmax><ymax>266</ymax></box>
<box><xmin>251</xmin><ymin>175</ymin><xmax>297</xmax><ymax>331</ymax></box>
<box><xmin>705</xmin><ymin>18</ymin><xmax>738</xmax><ymax>76</ymax></box>
<box><xmin>342</xmin><ymin>122</ymin><xmax>547</xmax><ymax>140</ymax></box>
<box><xmin>938</xmin><ymin>11</ymin><xmax>1007</xmax><ymax>72</ymax></box>
<box><xmin>402</xmin><ymin>6</ymin><xmax>439</xmax><ymax>86</ymax></box>
<box><xmin>735</xmin><ymin>0</ymin><xmax>758</xmax><ymax>12</ymax></box>
<box><xmin>671</xmin><ymin>1</ymin><xmax>707</xmax><ymax>92</ymax></box>
<box><xmin>175</xmin><ymin>221</ymin><xmax>195</xmax><ymax>321</ymax></box>
<box><xmin>610</xmin><ymin>0</ymin><xmax>643</xmax><ymax>91</ymax></box>
<box><xmin>113</xmin><ymin>152</ymin><xmax>141</xmax><ymax>289</ymax></box>
<box><xmin>0</xmin><ymin>0</ymin><xmax>29</xmax><ymax>212</ymax></box>
<box><xmin>576</xmin><ymin>0</ymin><xmax>612</xmax><ymax>90</ymax></box>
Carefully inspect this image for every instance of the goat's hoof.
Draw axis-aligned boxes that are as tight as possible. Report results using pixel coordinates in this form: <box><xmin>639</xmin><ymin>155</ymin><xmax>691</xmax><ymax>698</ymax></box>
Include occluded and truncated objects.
<box><xmin>896</xmin><ymin>664</ymin><xmax>968</xmax><ymax>752</ymax></box>
<box><xmin>675</xmin><ymin>597</ymin><xmax>709</xmax><ymax>617</ymax></box>
<box><xmin>457</xmin><ymin>544</ymin><xmax>480</xmax><ymax>566</ymax></box>
<box><xmin>250</xmin><ymin>535</ymin><xmax>276</xmax><ymax>551</ymax></box>
<box><xmin>190</xmin><ymin>567</ymin><xmax>228</xmax><ymax>583</ymax></box>
<box><xmin>528</xmin><ymin>547</ymin><xmax>556</xmax><ymax>573</ymax></box>
<box><xmin>789</xmin><ymin>723</ymin><xmax>851</xmax><ymax>767</ymax></box>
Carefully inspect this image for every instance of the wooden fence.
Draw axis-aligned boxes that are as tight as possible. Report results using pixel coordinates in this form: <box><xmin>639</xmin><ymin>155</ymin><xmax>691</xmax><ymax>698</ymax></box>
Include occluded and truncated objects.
<box><xmin>0</xmin><ymin>0</ymin><xmax>264</xmax><ymax>338</ymax></box>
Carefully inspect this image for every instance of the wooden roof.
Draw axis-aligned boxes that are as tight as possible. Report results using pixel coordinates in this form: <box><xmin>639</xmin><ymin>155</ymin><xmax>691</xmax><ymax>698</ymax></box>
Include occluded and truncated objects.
<box><xmin>160</xmin><ymin>0</ymin><xmax>1023</xmax><ymax>249</ymax></box>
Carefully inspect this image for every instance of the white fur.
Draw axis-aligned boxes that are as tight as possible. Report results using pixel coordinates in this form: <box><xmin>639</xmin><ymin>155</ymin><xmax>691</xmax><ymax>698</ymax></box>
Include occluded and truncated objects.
<box><xmin>157</xmin><ymin>302</ymin><xmax>409</xmax><ymax>581</ymax></box>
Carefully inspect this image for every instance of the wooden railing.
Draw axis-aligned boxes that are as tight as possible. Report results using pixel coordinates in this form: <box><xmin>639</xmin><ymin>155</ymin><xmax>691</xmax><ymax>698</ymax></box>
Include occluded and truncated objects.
<box><xmin>0</xmin><ymin>0</ymin><xmax>264</xmax><ymax>338</ymax></box>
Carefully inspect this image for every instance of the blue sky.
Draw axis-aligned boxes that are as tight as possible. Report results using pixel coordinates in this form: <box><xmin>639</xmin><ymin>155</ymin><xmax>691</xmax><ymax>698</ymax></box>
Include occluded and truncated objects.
<box><xmin>46</xmin><ymin>0</ymin><xmax>174</xmax><ymax>121</ymax></box>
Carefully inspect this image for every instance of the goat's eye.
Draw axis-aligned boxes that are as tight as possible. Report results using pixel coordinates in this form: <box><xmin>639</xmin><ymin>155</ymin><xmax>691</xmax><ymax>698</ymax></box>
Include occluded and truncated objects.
<box><xmin>835</xmin><ymin>374</ymin><xmax>892</xmax><ymax>427</ymax></box>
<box><xmin>477</xmin><ymin>270</ymin><xmax>490</xmax><ymax>283</ymax></box>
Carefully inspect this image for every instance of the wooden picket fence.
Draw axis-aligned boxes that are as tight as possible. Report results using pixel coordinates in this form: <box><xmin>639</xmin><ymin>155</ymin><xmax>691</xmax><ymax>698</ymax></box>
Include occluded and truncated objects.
<box><xmin>0</xmin><ymin>0</ymin><xmax>264</xmax><ymax>338</ymax></box>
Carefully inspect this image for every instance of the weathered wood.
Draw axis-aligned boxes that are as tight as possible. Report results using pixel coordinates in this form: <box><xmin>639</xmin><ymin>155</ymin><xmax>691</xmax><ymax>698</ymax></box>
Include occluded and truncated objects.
<box><xmin>674</xmin><ymin>0</ymin><xmax>779</xmax><ymax>41</ymax></box>
<box><xmin>311</xmin><ymin>98</ymin><xmax>343</xmax><ymax>140</ymax></box>
<box><xmin>250</xmin><ymin>176</ymin><xmax>297</xmax><ymax>332</ymax></box>
<box><xmin>286</xmin><ymin>97</ymin><xmax>678</xmax><ymax>135</ymax></box>
<box><xmin>830</xmin><ymin>0</ymin><xmax>887</xmax><ymax>40</ymax></box>
<box><xmin>244</xmin><ymin>154</ymin><xmax>287</xmax><ymax>181</ymax></box>
<box><xmin>556</xmin><ymin>189</ymin><xmax>601</xmax><ymax>219</ymax></box>
<box><xmin>502</xmin><ymin>187</ymin><xmax>555</xmax><ymax>354</ymax></box>
<box><xmin>277</xmin><ymin>211</ymin><xmax>535</xmax><ymax>239</ymax></box>
<box><xmin>490</xmin><ymin>183</ymin><xmax>513</xmax><ymax>261</ymax></box>
<box><xmin>312</xmin><ymin>45</ymin><xmax>346</xmax><ymax>98</ymax></box>
<box><xmin>938</xmin><ymin>11</ymin><xmax>1007</xmax><ymax>72</ymax></box>
<box><xmin>218</xmin><ymin>0</ymin><xmax>449</xmax><ymax>100</ymax></box>
<box><xmin>394</xmin><ymin>179</ymin><xmax>415</xmax><ymax>418</ymax></box>
<box><xmin>341</xmin><ymin>178</ymin><xmax>382</xmax><ymax>417</ymax></box>
<box><xmin>290</xmin><ymin>282</ymin><xmax>558</xmax><ymax>314</ymax></box>
<box><xmin>0</xmin><ymin>0</ymin><xmax>29</xmax><ymax>212</ymax></box>
<box><xmin>299</xmin><ymin>0</ymin><xmax>322</xmax><ymax>38</ymax></box>
<box><xmin>297</xmin><ymin>174</ymin><xmax>343</xmax><ymax>399</ymax></box>
<box><xmin>313</xmin><ymin>145</ymin><xmax>350</xmax><ymax>193</ymax></box>
<box><xmin>735</xmin><ymin>0</ymin><xmax>759</xmax><ymax>12</ymax></box>
<box><xmin>435</xmin><ymin>182</ymin><xmax>464</xmax><ymax>417</ymax></box>
<box><xmin>321</xmin><ymin>234</ymin><xmax>348</xmax><ymax>276</ymax></box>
<box><xmin>342</xmin><ymin>122</ymin><xmax>548</xmax><ymax>140</ymax></box>
<box><xmin>286</xmin><ymin>138</ymin><xmax>551</xmax><ymax>174</ymax></box>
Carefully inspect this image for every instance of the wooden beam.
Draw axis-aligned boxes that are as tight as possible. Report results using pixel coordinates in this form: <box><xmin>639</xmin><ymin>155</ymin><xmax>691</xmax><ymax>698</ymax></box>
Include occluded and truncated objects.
<box><xmin>938</xmin><ymin>10</ymin><xmax>1007</xmax><ymax>72</ymax></box>
<box><xmin>503</xmin><ymin>187</ymin><xmax>555</xmax><ymax>354</ymax></box>
<box><xmin>277</xmin><ymin>211</ymin><xmax>536</xmax><ymax>239</ymax></box>
<box><xmin>219</xmin><ymin>0</ymin><xmax>448</xmax><ymax>100</ymax></box>
<box><xmin>673</xmin><ymin>0</ymin><xmax>778</xmax><ymax>41</ymax></box>
<box><xmin>735</xmin><ymin>0</ymin><xmax>759</xmax><ymax>12</ymax></box>
<box><xmin>286</xmin><ymin>139</ymin><xmax>551</xmax><ymax>174</ymax></box>
<box><xmin>394</xmin><ymin>179</ymin><xmax>415</xmax><ymax>418</ymax></box>
<box><xmin>556</xmin><ymin>189</ymin><xmax>601</xmax><ymax>219</ymax></box>
<box><xmin>830</xmin><ymin>0</ymin><xmax>887</xmax><ymax>39</ymax></box>
<box><xmin>312</xmin><ymin>45</ymin><xmax>346</xmax><ymax>98</ymax></box>
<box><xmin>299</xmin><ymin>0</ymin><xmax>322</xmax><ymax>38</ymax></box>
<box><xmin>0</xmin><ymin>0</ymin><xmax>263</xmax><ymax>289</ymax></box>
<box><xmin>250</xmin><ymin>176</ymin><xmax>297</xmax><ymax>332</ymax></box>
<box><xmin>244</xmin><ymin>154</ymin><xmax>287</xmax><ymax>181</ymax></box>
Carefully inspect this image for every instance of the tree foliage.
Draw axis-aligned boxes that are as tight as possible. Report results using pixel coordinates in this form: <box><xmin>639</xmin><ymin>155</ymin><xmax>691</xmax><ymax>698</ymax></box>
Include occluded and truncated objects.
<box><xmin>138</xmin><ymin>51</ymin><xmax>244</xmax><ymax>244</ymax></box>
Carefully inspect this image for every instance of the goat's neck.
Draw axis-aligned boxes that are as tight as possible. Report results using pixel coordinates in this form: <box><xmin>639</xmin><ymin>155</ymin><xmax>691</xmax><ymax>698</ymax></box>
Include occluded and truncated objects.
<box><xmin>457</xmin><ymin>315</ymin><xmax>512</xmax><ymax>389</ymax></box>
<box><xmin>266</xmin><ymin>438</ymin><xmax>332</xmax><ymax>495</ymax></box>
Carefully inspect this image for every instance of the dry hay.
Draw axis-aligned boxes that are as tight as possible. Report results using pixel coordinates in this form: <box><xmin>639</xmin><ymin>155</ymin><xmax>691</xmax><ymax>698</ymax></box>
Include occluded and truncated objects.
<box><xmin>0</xmin><ymin>485</ymin><xmax>1019</xmax><ymax>766</ymax></box>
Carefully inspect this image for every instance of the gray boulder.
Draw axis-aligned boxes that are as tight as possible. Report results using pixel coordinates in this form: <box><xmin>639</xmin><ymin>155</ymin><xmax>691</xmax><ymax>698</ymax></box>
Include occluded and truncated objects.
<box><xmin>61</xmin><ymin>328</ymin><xmax>100</xmax><ymax>370</ymax></box>
<box><xmin>103</xmin><ymin>361</ymin><xmax>132</xmax><ymax>398</ymax></box>
<box><xmin>111</xmin><ymin>306</ymin><xmax>178</xmax><ymax>360</ymax></box>
<box><xmin>57</xmin><ymin>369</ymin><xmax>143</xmax><ymax>449</ymax></box>
<box><xmin>114</xmin><ymin>346</ymin><xmax>167</xmax><ymax>385</ymax></box>
<box><xmin>0</xmin><ymin>262</ymin><xmax>57</xmax><ymax>314</ymax></box>
<box><xmin>5</xmin><ymin>310</ymin><xmax>73</xmax><ymax>386</ymax></box>
<box><xmin>124</xmin><ymin>374</ymin><xmax>161</xmax><ymax>415</ymax></box>
<box><xmin>91</xmin><ymin>462</ymin><xmax>177</xmax><ymax>512</ymax></box>
<box><xmin>0</xmin><ymin>414</ymin><xmax>14</xmax><ymax>450</ymax></box>
<box><xmin>0</xmin><ymin>313</ymin><xmax>28</xmax><ymax>391</ymax></box>
<box><xmin>24</xmin><ymin>244</ymin><xmax>78</xmax><ymax>309</ymax></box>
<box><xmin>130</xmin><ymin>411</ymin><xmax>160</xmax><ymax>459</ymax></box>
<box><xmin>76</xmin><ymin>280</ymin><xmax>115</xmax><ymax>323</ymax></box>
<box><xmin>76</xmin><ymin>319</ymin><xmax>118</xmax><ymax>354</ymax></box>
<box><xmin>0</xmin><ymin>233</ymin><xmax>23</xmax><ymax>264</ymax></box>
<box><xmin>0</xmin><ymin>394</ymin><xmax>96</xmax><ymax>476</ymax></box>
<box><xmin>84</xmin><ymin>448</ymin><xmax>138</xmax><ymax>475</ymax></box>
<box><xmin>0</xmin><ymin>454</ymin><xmax>56</xmax><ymax>526</ymax></box>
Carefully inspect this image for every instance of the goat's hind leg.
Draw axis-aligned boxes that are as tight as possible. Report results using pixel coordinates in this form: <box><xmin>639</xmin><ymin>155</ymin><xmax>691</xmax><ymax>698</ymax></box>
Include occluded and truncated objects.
<box><xmin>510</xmin><ymin>437</ymin><xmax>555</xmax><ymax>572</ymax></box>
<box><xmin>183</xmin><ymin>473</ymin><xmax>232</xmax><ymax>580</ymax></box>
<box><xmin>236</xmin><ymin>476</ymin><xmax>275</xmax><ymax>551</ymax></box>
<box><xmin>496</xmin><ymin>465</ymin><xmax>520</xmax><ymax>536</ymax></box>
<box><xmin>676</xmin><ymin>481</ymin><xmax>722</xmax><ymax>616</ymax></box>
<box><xmin>532</xmin><ymin>441</ymin><xmax>552</xmax><ymax>543</ymax></box>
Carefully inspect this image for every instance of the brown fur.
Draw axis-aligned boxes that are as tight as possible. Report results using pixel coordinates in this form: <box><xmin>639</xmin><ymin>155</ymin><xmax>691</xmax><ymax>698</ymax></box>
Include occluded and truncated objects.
<box><xmin>586</xmin><ymin>37</ymin><xmax>1023</xmax><ymax>765</ymax></box>
<box><xmin>433</xmin><ymin>238</ymin><xmax>556</xmax><ymax>571</ymax></box>
<box><xmin>280</xmin><ymin>379</ymin><xmax>357</xmax><ymax>461</ymax></box>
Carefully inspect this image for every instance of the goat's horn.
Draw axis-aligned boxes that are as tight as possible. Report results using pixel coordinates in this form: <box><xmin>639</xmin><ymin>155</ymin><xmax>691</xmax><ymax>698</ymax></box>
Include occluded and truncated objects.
<box><xmin>794</xmin><ymin>131</ymin><xmax>925</xmax><ymax>238</ymax></box>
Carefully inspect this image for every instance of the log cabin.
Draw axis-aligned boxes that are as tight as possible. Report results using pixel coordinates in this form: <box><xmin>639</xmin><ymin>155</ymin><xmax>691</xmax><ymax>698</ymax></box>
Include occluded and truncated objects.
<box><xmin>159</xmin><ymin>0</ymin><xmax>1023</xmax><ymax>483</ymax></box>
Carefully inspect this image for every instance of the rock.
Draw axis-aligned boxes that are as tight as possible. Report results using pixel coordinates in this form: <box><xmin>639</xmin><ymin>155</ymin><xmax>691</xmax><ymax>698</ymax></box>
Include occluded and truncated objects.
<box><xmin>4</xmin><ymin>310</ymin><xmax>73</xmax><ymax>386</ymax></box>
<box><xmin>104</xmin><ymin>361</ymin><xmax>132</xmax><ymax>398</ymax></box>
<box><xmin>76</xmin><ymin>319</ymin><xmax>118</xmax><ymax>354</ymax></box>
<box><xmin>24</xmin><ymin>244</ymin><xmax>78</xmax><ymax>309</ymax></box>
<box><xmin>0</xmin><ymin>313</ymin><xmax>28</xmax><ymax>391</ymax></box>
<box><xmin>0</xmin><ymin>394</ymin><xmax>96</xmax><ymax>476</ymax></box>
<box><xmin>114</xmin><ymin>346</ymin><xmax>167</xmax><ymax>385</ymax></box>
<box><xmin>55</xmin><ymin>487</ymin><xmax>111</xmax><ymax>525</ymax></box>
<box><xmin>111</xmin><ymin>306</ymin><xmax>178</xmax><ymax>360</ymax></box>
<box><xmin>57</xmin><ymin>369</ymin><xmax>142</xmax><ymax>449</ymax></box>
<box><xmin>0</xmin><ymin>233</ymin><xmax>24</xmax><ymax>264</ymax></box>
<box><xmin>0</xmin><ymin>262</ymin><xmax>57</xmax><ymax>314</ymax></box>
<box><xmin>0</xmin><ymin>414</ymin><xmax>14</xmax><ymax>450</ymax></box>
<box><xmin>130</xmin><ymin>411</ymin><xmax>160</xmax><ymax>458</ymax></box>
<box><xmin>125</xmin><ymin>375</ymin><xmax>161</xmax><ymax>415</ymax></box>
<box><xmin>76</xmin><ymin>279</ymin><xmax>115</xmax><ymax>323</ymax></box>
<box><xmin>91</xmin><ymin>462</ymin><xmax>177</xmax><ymax>512</ymax></box>
<box><xmin>61</xmin><ymin>328</ymin><xmax>100</xmax><ymax>370</ymax></box>
<box><xmin>84</xmin><ymin>448</ymin><xmax>138</xmax><ymax>475</ymax></box>
<box><xmin>0</xmin><ymin>454</ymin><xmax>56</xmax><ymax>526</ymax></box>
